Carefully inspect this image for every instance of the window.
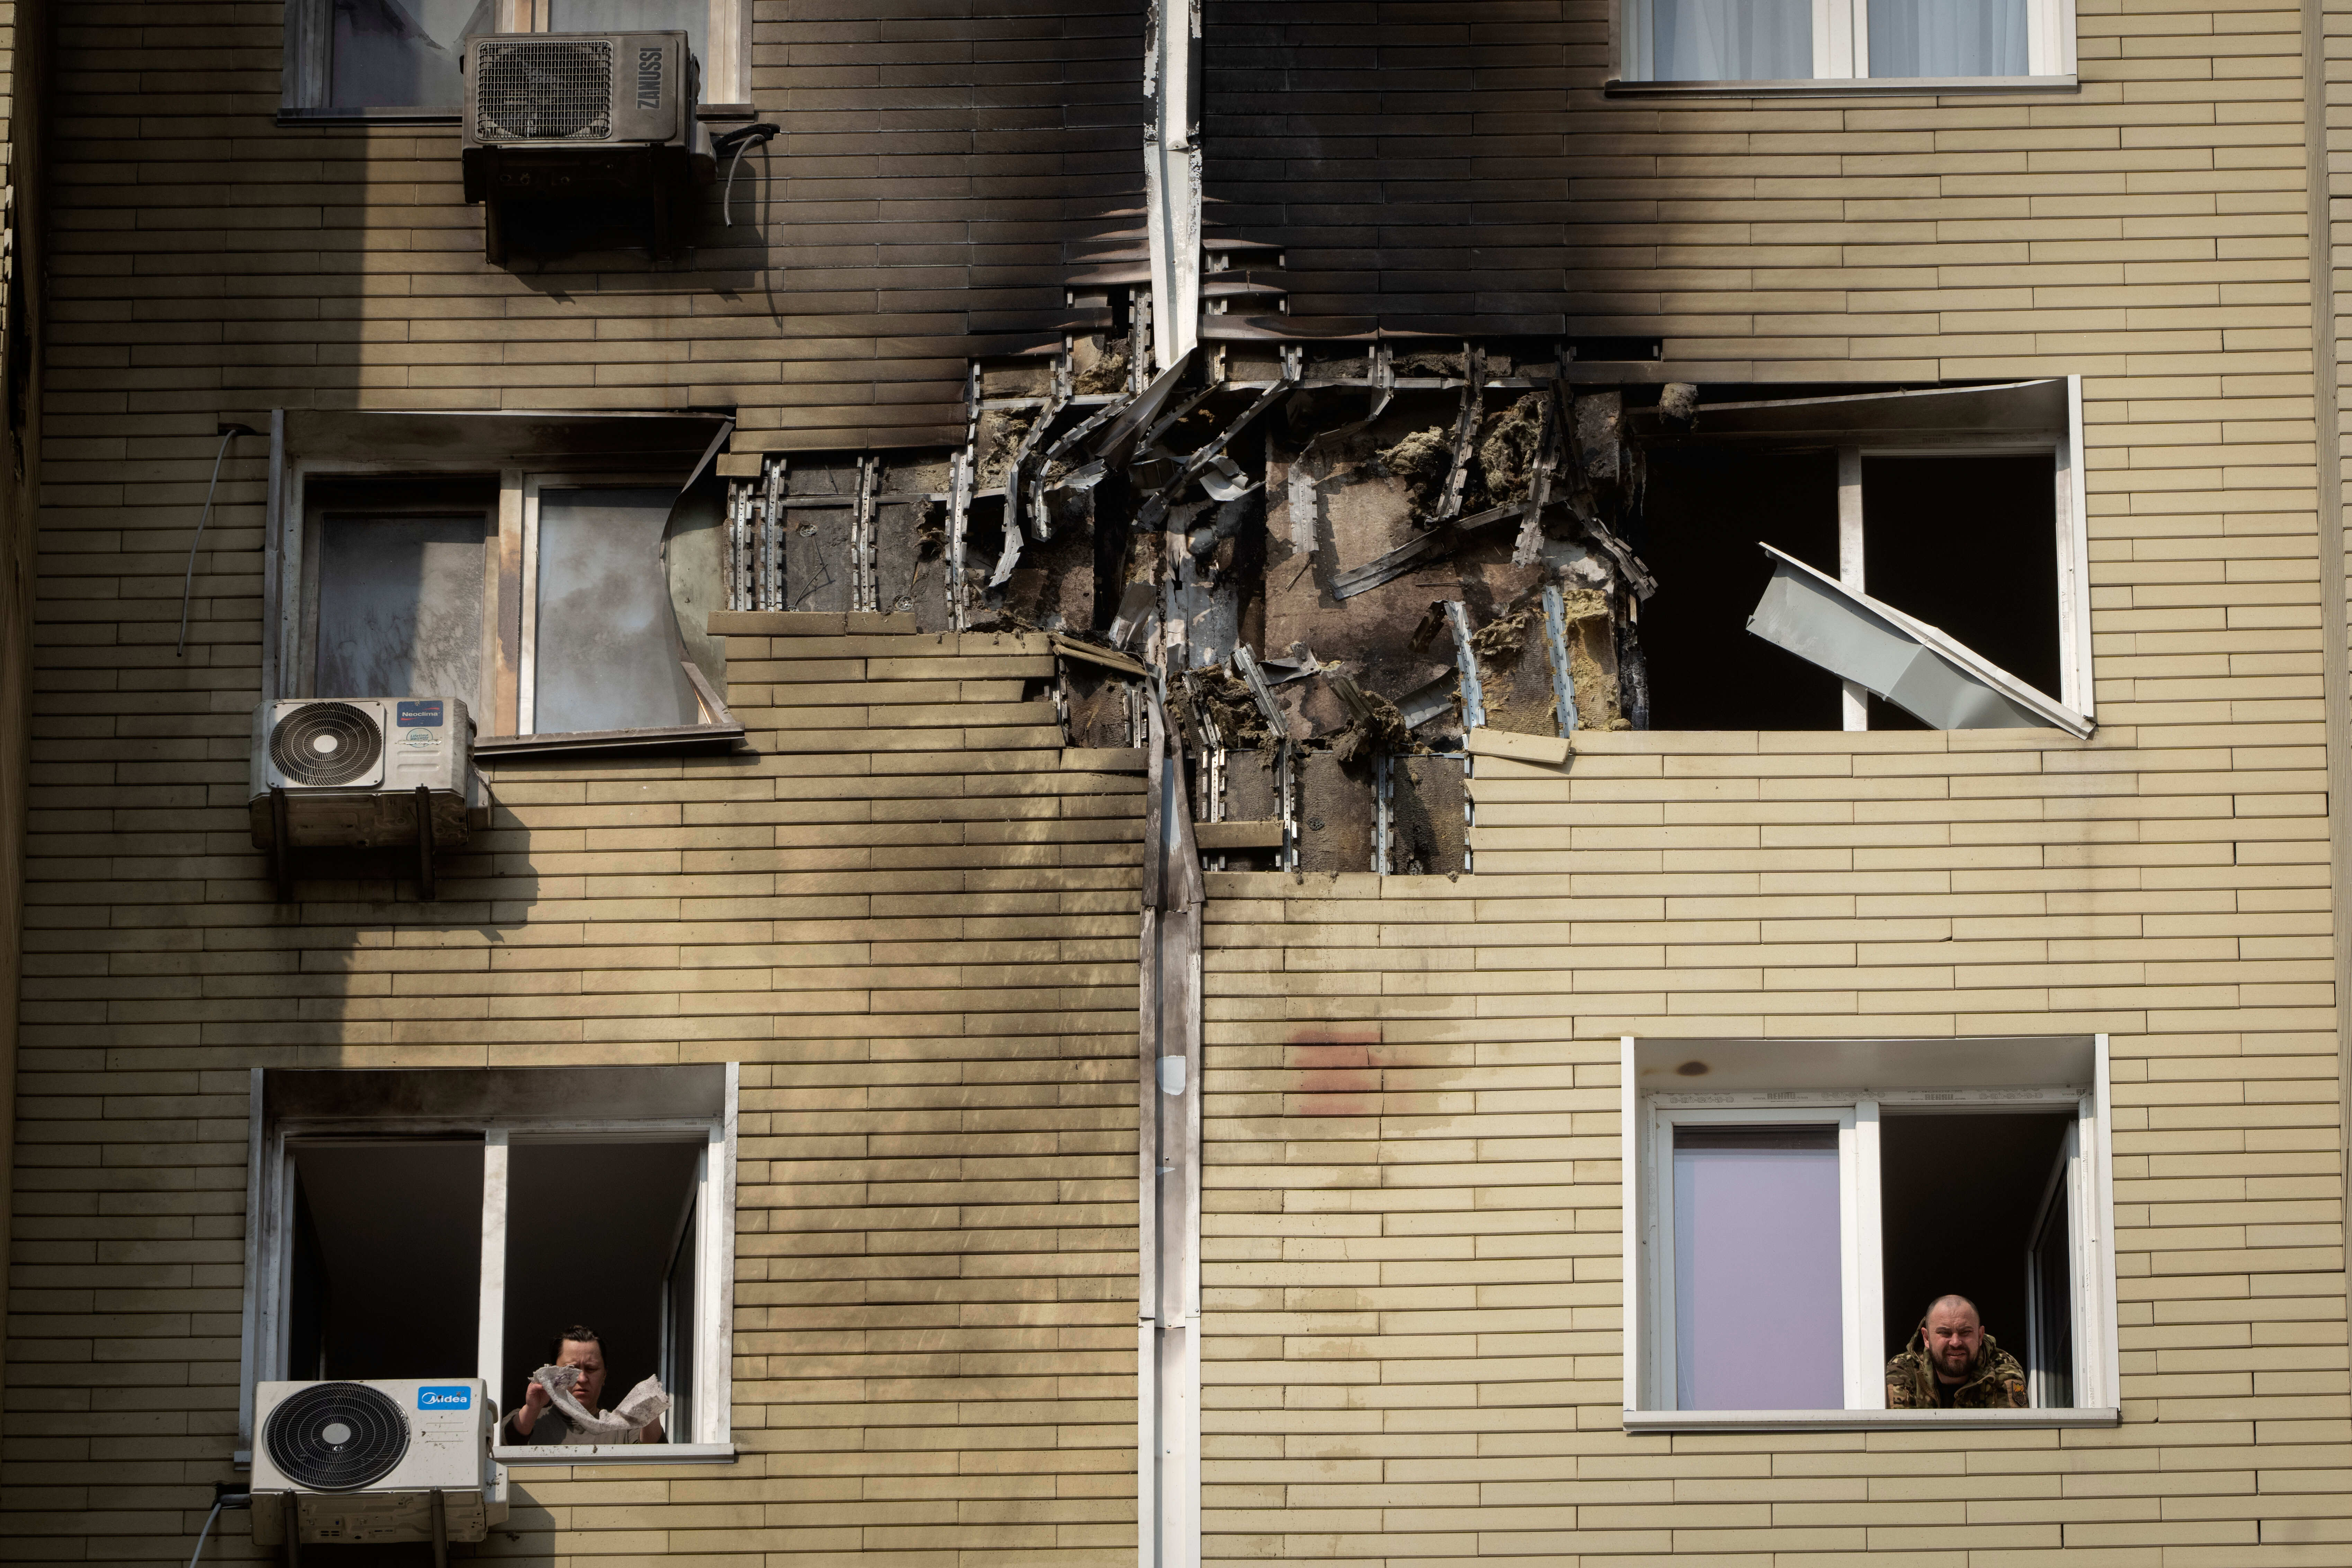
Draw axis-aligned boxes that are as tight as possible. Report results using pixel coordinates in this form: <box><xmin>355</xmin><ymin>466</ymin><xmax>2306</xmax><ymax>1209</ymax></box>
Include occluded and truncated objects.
<box><xmin>1621</xmin><ymin>1035</ymin><xmax>2120</xmax><ymax>1429</ymax></box>
<box><xmin>1615</xmin><ymin>0</ymin><xmax>2074</xmax><ymax>88</ymax></box>
<box><xmin>267</xmin><ymin>411</ymin><xmax>742</xmax><ymax>757</ymax></box>
<box><xmin>240</xmin><ymin>1066</ymin><xmax>738</xmax><ymax>1462</ymax></box>
<box><xmin>1626</xmin><ymin>377</ymin><xmax>2092</xmax><ymax>735</ymax></box>
<box><xmin>282</xmin><ymin>0</ymin><xmax>748</xmax><ymax>121</ymax></box>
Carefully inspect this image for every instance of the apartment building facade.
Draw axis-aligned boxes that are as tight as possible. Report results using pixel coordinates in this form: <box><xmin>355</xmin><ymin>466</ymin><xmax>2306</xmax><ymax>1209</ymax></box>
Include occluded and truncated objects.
<box><xmin>0</xmin><ymin>0</ymin><xmax>2350</xmax><ymax>1565</ymax></box>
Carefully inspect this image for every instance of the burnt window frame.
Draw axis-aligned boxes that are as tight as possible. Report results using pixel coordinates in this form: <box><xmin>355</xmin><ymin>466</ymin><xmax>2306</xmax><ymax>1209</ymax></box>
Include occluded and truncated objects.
<box><xmin>262</xmin><ymin>410</ymin><xmax>745</xmax><ymax>760</ymax></box>
<box><xmin>1628</xmin><ymin>375</ymin><xmax>2093</xmax><ymax>734</ymax></box>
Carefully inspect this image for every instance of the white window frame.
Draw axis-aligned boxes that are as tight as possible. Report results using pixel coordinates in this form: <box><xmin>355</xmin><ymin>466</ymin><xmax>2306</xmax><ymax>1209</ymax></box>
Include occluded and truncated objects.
<box><xmin>281</xmin><ymin>0</ymin><xmax>750</xmax><ymax>121</ymax></box>
<box><xmin>1622</xmin><ymin>1035</ymin><xmax>2121</xmax><ymax>1432</ymax></box>
<box><xmin>1613</xmin><ymin>0</ymin><xmax>2077</xmax><ymax>92</ymax></box>
<box><xmin>235</xmin><ymin>1066</ymin><xmax>739</xmax><ymax>1467</ymax></box>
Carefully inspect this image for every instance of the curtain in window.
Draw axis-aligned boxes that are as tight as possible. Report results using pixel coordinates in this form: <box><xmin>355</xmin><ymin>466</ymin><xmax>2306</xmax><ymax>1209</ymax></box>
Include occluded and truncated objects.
<box><xmin>535</xmin><ymin>487</ymin><xmax>704</xmax><ymax>735</ymax></box>
<box><xmin>1867</xmin><ymin>0</ymin><xmax>2030</xmax><ymax>77</ymax></box>
<box><xmin>1673</xmin><ymin>1126</ymin><xmax>1844</xmax><ymax>1409</ymax></box>
<box><xmin>550</xmin><ymin>0</ymin><xmax>710</xmax><ymax>78</ymax></box>
<box><xmin>1648</xmin><ymin>0</ymin><xmax>1813</xmax><ymax>81</ymax></box>
<box><xmin>314</xmin><ymin>514</ymin><xmax>487</xmax><ymax>704</ymax></box>
<box><xmin>331</xmin><ymin>0</ymin><xmax>496</xmax><ymax>108</ymax></box>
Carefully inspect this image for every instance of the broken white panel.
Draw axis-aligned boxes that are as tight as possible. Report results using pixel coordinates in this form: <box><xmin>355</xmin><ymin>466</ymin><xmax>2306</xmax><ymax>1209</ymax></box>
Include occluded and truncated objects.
<box><xmin>1747</xmin><ymin>545</ymin><xmax>2091</xmax><ymax>737</ymax></box>
<box><xmin>1199</xmin><ymin>455</ymin><xmax>1255</xmax><ymax>502</ymax></box>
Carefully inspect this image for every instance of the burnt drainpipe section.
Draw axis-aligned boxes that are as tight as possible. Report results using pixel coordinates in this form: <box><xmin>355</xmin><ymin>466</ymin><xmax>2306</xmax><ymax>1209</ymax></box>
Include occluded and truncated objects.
<box><xmin>1140</xmin><ymin>4</ymin><xmax>1208</xmax><ymax>1565</ymax></box>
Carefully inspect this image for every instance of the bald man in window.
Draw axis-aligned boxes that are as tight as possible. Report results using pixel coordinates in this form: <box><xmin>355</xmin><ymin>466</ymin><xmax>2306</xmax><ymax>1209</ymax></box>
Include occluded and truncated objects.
<box><xmin>1885</xmin><ymin>1294</ymin><xmax>2029</xmax><ymax>1409</ymax></box>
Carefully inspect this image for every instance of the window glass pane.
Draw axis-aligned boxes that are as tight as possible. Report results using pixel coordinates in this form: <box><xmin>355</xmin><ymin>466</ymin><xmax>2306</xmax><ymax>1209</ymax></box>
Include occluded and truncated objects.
<box><xmin>289</xmin><ymin>1141</ymin><xmax>484</xmax><ymax>1381</ymax></box>
<box><xmin>501</xmin><ymin>1142</ymin><xmax>703</xmax><ymax>1438</ymax></box>
<box><xmin>331</xmin><ymin>0</ymin><xmax>497</xmax><ymax>108</ymax></box>
<box><xmin>549</xmin><ymin>0</ymin><xmax>709</xmax><ymax>80</ymax></box>
<box><xmin>534</xmin><ymin>486</ymin><xmax>702</xmax><ymax>734</ymax></box>
<box><xmin>316</xmin><ymin>513</ymin><xmax>487</xmax><ymax>704</ymax></box>
<box><xmin>1867</xmin><ymin>0</ymin><xmax>2029</xmax><ymax>77</ymax></box>
<box><xmin>2031</xmin><ymin>1187</ymin><xmax>2073</xmax><ymax>1407</ymax></box>
<box><xmin>1650</xmin><ymin>0</ymin><xmax>1812</xmax><ymax>80</ymax></box>
<box><xmin>663</xmin><ymin>1195</ymin><xmax>698</xmax><ymax>1441</ymax></box>
<box><xmin>1673</xmin><ymin>1125</ymin><xmax>1842</xmax><ymax>1409</ymax></box>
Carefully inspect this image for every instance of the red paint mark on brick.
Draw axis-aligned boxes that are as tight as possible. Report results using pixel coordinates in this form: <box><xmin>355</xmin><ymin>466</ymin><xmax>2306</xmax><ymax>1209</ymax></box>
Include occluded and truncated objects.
<box><xmin>1287</xmin><ymin>1025</ymin><xmax>1383</xmax><ymax>1111</ymax></box>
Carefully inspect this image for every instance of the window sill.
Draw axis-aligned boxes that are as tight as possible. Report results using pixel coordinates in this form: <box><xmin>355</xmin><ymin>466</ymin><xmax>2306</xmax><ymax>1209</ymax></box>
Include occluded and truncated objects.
<box><xmin>496</xmin><ymin>1443</ymin><xmax>737</xmax><ymax>1466</ymax></box>
<box><xmin>1604</xmin><ymin>74</ymin><xmax>2078</xmax><ymax>97</ymax></box>
<box><xmin>280</xmin><ymin>105</ymin><xmax>756</xmax><ymax>128</ymax></box>
<box><xmin>474</xmin><ymin>721</ymin><xmax>746</xmax><ymax>761</ymax></box>
<box><xmin>1624</xmin><ymin>1407</ymin><xmax>2119</xmax><ymax>1433</ymax></box>
<box><xmin>277</xmin><ymin>107</ymin><xmax>463</xmax><ymax>127</ymax></box>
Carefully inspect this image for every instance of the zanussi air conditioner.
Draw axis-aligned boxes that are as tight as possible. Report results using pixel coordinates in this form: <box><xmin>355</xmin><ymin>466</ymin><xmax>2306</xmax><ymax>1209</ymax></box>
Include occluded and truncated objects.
<box><xmin>460</xmin><ymin>31</ymin><xmax>710</xmax><ymax>261</ymax></box>
<box><xmin>252</xmin><ymin>1379</ymin><xmax>507</xmax><ymax>1547</ymax></box>
<box><xmin>248</xmin><ymin>697</ymin><xmax>475</xmax><ymax>853</ymax></box>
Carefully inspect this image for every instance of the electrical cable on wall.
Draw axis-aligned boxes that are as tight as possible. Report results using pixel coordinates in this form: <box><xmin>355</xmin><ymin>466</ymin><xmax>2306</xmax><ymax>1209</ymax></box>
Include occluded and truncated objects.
<box><xmin>187</xmin><ymin>1482</ymin><xmax>249</xmax><ymax>1568</ymax></box>
<box><xmin>713</xmin><ymin>122</ymin><xmax>779</xmax><ymax>227</ymax></box>
<box><xmin>176</xmin><ymin>423</ymin><xmax>258</xmax><ymax>658</ymax></box>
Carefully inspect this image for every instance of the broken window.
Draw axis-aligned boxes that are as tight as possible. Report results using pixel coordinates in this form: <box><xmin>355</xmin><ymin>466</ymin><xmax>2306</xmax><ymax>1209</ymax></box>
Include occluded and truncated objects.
<box><xmin>242</xmin><ymin>1066</ymin><xmax>738</xmax><ymax>1459</ymax></box>
<box><xmin>1624</xmin><ymin>1036</ymin><xmax>2119</xmax><ymax>1424</ymax></box>
<box><xmin>274</xmin><ymin>413</ymin><xmax>741</xmax><ymax>757</ymax></box>
<box><xmin>1617</xmin><ymin>0</ymin><xmax>2072</xmax><ymax>86</ymax></box>
<box><xmin>1629</xmin><ymin>378</ymin><xmax>2092</xmax><ymax>735</ymax></box>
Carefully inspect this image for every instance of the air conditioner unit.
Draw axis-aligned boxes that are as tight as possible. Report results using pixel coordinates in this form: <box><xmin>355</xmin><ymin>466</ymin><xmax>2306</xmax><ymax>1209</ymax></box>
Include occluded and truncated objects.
<box><xmin>460</xmin><ymin>31</ymin><xmax>710</xmax><ymax>261</ymax></box>
<box><xmin>252</xmin><ymin>1379</ymin><xmax>507</xmax><ymax>1547</ymax></box>
<box><xmin>247</xmin><ymin>697</ymin><xmax>475</xmax><ymax>852</ymax></box>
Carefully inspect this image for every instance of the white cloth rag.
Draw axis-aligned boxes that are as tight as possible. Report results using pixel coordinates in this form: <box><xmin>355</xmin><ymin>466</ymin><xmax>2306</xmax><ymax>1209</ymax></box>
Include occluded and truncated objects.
<box><xmin>532</xmin><ymin>1363</ymin><xmax>670</xmax><ymax>1443</ymax></box>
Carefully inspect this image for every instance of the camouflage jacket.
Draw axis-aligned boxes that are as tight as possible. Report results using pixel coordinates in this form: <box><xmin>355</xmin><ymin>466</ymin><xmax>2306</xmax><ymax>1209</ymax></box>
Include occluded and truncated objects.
<box><xmin>1884</xmin><ymin>1328</ymin><xmax>2028</xmax><ymax>1409</ymax></box>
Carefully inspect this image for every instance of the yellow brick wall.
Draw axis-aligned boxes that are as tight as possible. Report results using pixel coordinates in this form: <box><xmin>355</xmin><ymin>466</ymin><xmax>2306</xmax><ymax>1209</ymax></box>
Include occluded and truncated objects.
<box><xmin>1201</xmin><ymin>724</ymin><xmax>2351</xmax><ymax>1559</ymax></box>
<box><xmin>1193</xmin><ymin>0</ymin><xmax>2352</xmax><ymax>1546</ymax></box>
<box><xmin>3</xmin><ymin>622</ymin><xmax>1142</xmax><ymax>1564</ymax></box>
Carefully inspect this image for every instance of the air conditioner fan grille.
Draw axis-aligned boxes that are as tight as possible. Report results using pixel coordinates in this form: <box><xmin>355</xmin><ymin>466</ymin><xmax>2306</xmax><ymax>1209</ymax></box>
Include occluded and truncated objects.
<box><xmin>270</xmin><ymin>702</ymin><xmax>382</xmax><ymax>786</ymax></box>
<box><xmin>263</xmin><ymin>1382</ymin><xmax>410</xmax><ymax>1491</ymax></box>
<box><xmin>476</xmin><ymin>39</ymin><xmax>614</xmax><ymax>143</ymax></box>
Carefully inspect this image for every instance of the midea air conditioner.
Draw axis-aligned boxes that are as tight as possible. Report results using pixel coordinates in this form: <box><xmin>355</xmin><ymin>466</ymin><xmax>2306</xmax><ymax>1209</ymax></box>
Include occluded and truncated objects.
<box><xmin>460</xmin><ymin>30</ymin><xmax>710</xmax><ymax>261</ymax></box>
<box><xmin>247</xmin><ymin>697</ymin><xmax>475</xmax><ymax>853</ymax></box>
<box><xmin>252</xmin><ymin>1378</ymin><xmax>507</xmax><ymax>1548</ymax></box>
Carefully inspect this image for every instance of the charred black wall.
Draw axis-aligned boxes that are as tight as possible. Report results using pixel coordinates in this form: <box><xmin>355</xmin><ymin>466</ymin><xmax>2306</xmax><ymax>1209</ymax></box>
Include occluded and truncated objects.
<box><xmin>1202</xmin><ymin>0</ymin><xmax>1579</xmax><ymax>335</ymax></box>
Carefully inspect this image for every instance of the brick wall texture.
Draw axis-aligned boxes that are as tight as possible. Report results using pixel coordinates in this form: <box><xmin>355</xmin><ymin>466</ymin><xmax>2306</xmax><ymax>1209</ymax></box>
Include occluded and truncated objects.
<box><xmin>5</xmin><ymin>622</ymin><xmax>1146</xmax><ymax>1564</ymax></box>
<box><xmin>10</xmin><ymin>0</ymin><xmax>2352</xmax><ymax>1566</ymax></box>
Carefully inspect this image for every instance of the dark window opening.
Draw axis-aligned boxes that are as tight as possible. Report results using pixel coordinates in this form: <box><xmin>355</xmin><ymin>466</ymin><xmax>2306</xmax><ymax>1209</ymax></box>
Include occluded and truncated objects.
<box><xmin>286</xmin><ymin>1140</ymin><xmax>483</xmax><ymax>1381</ymax></box>
<box><xmin>1879</xmin><ymin>1111</ymin><xmax>2074</xmax><ymax>1404</ymax></box>
<box><xmin>1861</xmin><ymin>454</ymin><xmax>2060</xmax><ymax>730</ymax></box>
<box><xmin>1636</xmin><ymin>447</ymin><xmax>1843</xmax><ymax>729</ymax></box>
<box><xmin>500</xmin><ymin>1140</ymin><xmax>703</xmax><ymax>1431</ymax></box>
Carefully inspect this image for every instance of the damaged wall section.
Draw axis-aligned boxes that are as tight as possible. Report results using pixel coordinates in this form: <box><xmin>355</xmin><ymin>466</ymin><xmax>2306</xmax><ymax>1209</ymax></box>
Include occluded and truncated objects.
<box><xmin>723</xmin><ymin>353</ymin><xmax>2092</xmax><ymax>875</ymax></box>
